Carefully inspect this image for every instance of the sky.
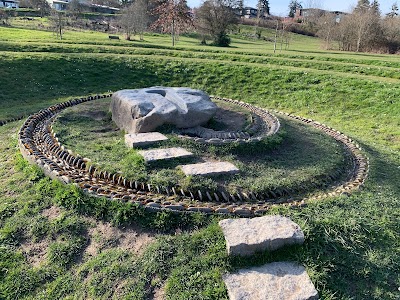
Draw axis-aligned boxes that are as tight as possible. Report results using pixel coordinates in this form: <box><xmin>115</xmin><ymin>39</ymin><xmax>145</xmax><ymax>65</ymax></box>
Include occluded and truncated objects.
<box><xmin>186</xmin><ymin>0</ymin><xmax>397</xmax><ymax>16</ymax></box>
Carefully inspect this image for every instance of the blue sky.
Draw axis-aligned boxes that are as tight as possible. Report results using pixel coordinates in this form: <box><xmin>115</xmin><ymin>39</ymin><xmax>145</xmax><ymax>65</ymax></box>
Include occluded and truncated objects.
<box><xmin>187</xmin><ymin>0</ymin><xmax>397</xmax><ymax>16</ymax></box>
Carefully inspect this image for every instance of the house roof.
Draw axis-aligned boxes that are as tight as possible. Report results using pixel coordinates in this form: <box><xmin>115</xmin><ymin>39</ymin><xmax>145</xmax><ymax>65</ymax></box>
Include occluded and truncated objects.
<box><xmin>91</xmin><ymin>3</ymin><xmax>120</xmax><ymax>11</ymax></box>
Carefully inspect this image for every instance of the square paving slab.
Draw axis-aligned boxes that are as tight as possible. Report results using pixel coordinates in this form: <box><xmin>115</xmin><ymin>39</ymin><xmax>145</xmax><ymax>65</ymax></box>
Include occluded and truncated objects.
<box><xmin>139</xmin><ymin>147</ymin><xmax>193</xmax><ymax>162</ymax></box>
<box><xmin>125</xmin><ymin>132</ymin><xmax>168</xmax><ymax>148</ymax></box>
<box><xmin>219</xmin><ymin>215</ymin><xmax>304</xmax><ymax>256</ymax></box>
<box><xmin>223</xmin><ymin>262</ymin><xmax>319</xmax><ymax>300</ymax></box>
<box><xmin>180</xmin><ymin>162</ymin><xmax>239</xmax><ymax>176</ymax></box>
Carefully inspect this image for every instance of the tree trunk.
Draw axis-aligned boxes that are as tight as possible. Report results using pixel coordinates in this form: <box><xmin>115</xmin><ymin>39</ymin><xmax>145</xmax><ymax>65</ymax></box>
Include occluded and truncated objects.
<box><xmin>273</xmin><ymin>20</ymin><xmax>278</xmax><ymax>53</ymax></box>
<box><xmin>172</xmin><ymin>19</ymin><xmax>175</xmax><ymax>46</ymax></box>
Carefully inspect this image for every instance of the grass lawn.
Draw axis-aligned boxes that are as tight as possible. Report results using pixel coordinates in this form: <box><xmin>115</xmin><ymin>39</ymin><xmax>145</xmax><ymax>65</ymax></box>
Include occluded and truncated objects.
<box><xmin>52</xmin><ymin>97</ymin><xmax>351</xmax><ymax>197</ymax></box>
<box><xmin>0</xmin><ymin>22</ymin><xmax>399</xmax><ymax>299</ymax></box>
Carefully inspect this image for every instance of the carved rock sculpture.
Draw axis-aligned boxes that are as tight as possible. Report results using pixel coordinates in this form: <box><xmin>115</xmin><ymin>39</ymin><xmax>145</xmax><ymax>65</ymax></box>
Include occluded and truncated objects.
<box><xmin>111</xmin><ymin>87</ymin><xmax>218</xmax><ymax>133</ymax></box>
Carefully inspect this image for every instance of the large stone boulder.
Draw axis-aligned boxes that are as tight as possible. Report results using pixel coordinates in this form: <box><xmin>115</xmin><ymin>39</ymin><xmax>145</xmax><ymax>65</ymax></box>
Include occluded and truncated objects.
<box><xmin>219</xmin><ymin>215</ymin><xmax>304</xmax><ymax>256</ymax></box>
<box><xmin>110</xmin><ymin>87</ymin><xmax>218</xmax><ymax>133</ymax></box>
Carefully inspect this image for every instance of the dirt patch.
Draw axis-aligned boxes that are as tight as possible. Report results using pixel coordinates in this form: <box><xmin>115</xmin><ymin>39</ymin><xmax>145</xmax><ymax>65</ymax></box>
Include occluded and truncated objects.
<box><xmin>210</xmin><ymin>107</ymin><xmax>248</xmax><ymax>132</ymax></box>
<box><xmin>82</xmin><ymin>110</ymin><xmax>108</xmax><ymax>121</ymax></box>
<box><xmin>42</xmin><ymin>206</ymin><xmax>62</xmax><ymax>221</ymax></box>
<box><xmin>84</xmin><ymin>220</ymin><xmax>155</xmax><ymax>257</ymax></box>
<box><xmin>20</xmin><ymin>239</ymin><xmax>49</xmax><ymax>268</ymax></box>
<box><xmin>70</xmin><ymin>98</ymin><xmax>111</xmax><ymax>121</ymax></box>
<box><xmin>152</xmin><ymin>284</ymin><xmax>166</xmax><ymax>300</ymax></box>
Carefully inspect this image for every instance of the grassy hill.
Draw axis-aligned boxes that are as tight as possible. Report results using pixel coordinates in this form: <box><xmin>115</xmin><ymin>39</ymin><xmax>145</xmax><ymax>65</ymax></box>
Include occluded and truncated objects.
<box><xmin>0</xmin><ymin>23</ymin><xmax>399</xmax><ymax>299</ymax></box>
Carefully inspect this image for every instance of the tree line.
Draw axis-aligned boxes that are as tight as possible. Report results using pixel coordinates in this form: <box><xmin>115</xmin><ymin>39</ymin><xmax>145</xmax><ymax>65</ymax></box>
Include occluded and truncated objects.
<box><xmin>119</xmin><ymin>0</ymin><xmax>243</xmax><ymax>47</ymax></box>
<box><xmin>3</xmin><ymin>0</ymin><xmax>398</xmax><ymax>53</ymax></box>
<box><xmin>307</xmin><ymin>0</ymin><xmax>400</xmax><ymax>53</ymax></box>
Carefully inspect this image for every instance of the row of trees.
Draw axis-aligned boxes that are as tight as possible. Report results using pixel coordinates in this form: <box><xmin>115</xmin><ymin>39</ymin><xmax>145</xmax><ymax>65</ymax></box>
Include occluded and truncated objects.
<box><xmin>119</xmin><ymin>0</ymin><xmax>239</xmax><ymax>46</ymax></box>
<box><xmin>316</xmin><ymin>0</ymin><xmax>400</xmax><ymax>53</ymax></box>
<box><xmin>5</xmin><ymin>0</ymin><xmax>239</xmax><ymax>46</ymax></box>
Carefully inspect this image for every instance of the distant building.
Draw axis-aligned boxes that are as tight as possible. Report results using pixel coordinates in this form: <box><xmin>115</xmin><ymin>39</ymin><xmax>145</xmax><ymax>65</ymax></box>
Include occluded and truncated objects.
<box><xmin>46</xmin><ymin>0</ymin><xmax>119</xmax><ymax>13</ymax></box>
<box><xmin>237</xmin><ymin>7</ymin><xmax>269</xmax><ymax>19</ymax></box>
<box><xmin>295</xmin><ymin>8</ymin><xmax>347</xmax><ymax>23</ymax></box>
<box><xmin>0</xmin><ymin>0</ymin><xmax>19</xmax><ymax>8</ymax></box>
<box><xmin>47</xmin><ymin>0</ymin><xmax>68</xmax><ymax>11</ymax></box>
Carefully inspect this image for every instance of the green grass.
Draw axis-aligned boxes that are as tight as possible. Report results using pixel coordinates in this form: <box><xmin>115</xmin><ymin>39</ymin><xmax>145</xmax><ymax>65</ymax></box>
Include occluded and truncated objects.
<box><xmin>0</xmin><ymin>23</ymin><xmax>399</xmax><ymax>300</ymax></box>
<box><xmin>52</xmin><ymin>98</ymin><xmax>351</xmax><ymax>196</ymax></box>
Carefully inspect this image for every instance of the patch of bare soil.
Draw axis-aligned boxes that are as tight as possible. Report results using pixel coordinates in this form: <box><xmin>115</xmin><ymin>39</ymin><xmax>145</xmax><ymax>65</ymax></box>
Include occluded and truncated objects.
<box><xmin>19</xmin><ymin>206</ymin><xmax>63</xmax><ymax>267</ymax></box>
<box><xmin>84</xmin><ymin>220</ymin><xmax>155</xmax><ymax>257</ymax></box>
<box><xmin>20</xmin><ymin>239</ymin><xmax>49</xmax><ymax>268</ymax></box>
<box><xmin>211</xmin><ymin>107</ymin><xmax>248</xmax><ymax>132</ymax></box>
<box><xmin>70</xmin><ymin>98</ymin><xmax>110</xmax><ymax>121</ymax></box>
<box><xmin>41</xmin><ymin>206</ymin><xmax>62</xmax><ymax>221</ymax></box>
<box><xmin>82</xmin><ymin>110</ymin><xmax>108</xmax><ymax>121</ymax></box>
<box><xmin>152</xmin><ymin>284</ymin><xmax>166</xmax><ymax>300</ymax></box>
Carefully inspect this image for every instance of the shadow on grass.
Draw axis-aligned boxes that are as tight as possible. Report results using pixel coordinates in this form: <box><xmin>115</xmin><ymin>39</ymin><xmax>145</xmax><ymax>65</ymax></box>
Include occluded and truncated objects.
<box><xmin>0</xmin><ymin>54</ymin><xmax>167</xmax><ymax>119</ymax></box>
<box><xmin>227</xmin><ymin>203</ymin><xmax>399</xmax><ymax>300</ymax></box>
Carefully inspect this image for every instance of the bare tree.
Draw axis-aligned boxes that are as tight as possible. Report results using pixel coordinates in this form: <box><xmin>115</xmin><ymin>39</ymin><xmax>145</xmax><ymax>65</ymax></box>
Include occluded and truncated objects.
<box><xmin>0</xmin><ymin>10</ymin><xmax>10</xmax><ymax>26</ymax></box>
<box><xmin>382</xmin><ymin>13</ymin><xmax>400</xmax><ymax>53</ymax></box>
<box><xmin>119</xmin><ymin>0</ymin><xmax>149</xmax><ymax>40</ymax></box>
<box><xmin>316</xmin><ymin>12</ymin><xmax>337</xmax><ymax>49</ymax></box>
<box><xmin>195</xmin><ymin>0</ymin><xmax>238</xmax><ymax>46</ymax></box>
<box><xmin>49</xmin><ymin>10</ymin><xmax>65</xmax><ymax>40</ymax></box>
<box><xmin>354</xmin><ymin>6</ymin><xmax>382</xmax><ymax>52</ymax></box>
<box><xmin>152</xmin><ymin>0</ymin><xmax>193</xmax><ymax>46</ymax></box>
<box><xmin>28</xmin><ymin>0</ymin><xmax>51</xmax><ymax>17</ymax></box>
<box><xmin>69</xmin><ymin>0</ymin><xmax>85</xmax><ymax>16</ymax></box>
<box><xmin>315</xmin><ymin>0</ymin><xmax>399</xmax><ymax>53</ymax></box>
<box><xmin>333</xmin><ymin>4</ymin><xmax>383</xmax><ymax>52</ymax></box>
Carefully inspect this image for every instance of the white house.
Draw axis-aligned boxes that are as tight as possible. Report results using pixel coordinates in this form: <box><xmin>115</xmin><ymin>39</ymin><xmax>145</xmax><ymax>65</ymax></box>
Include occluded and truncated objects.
<box><xmin>46</xmin><ymin>0</ymin><xmax>119</xmax><ymax>13</ymax></box>
<box><xmin>239</xmin><ymin>7</ymin><xmax>269</xmax><ymax>19</ymax></box>
<box><xmin>0</xmin><ymin>0</ymin><xmax>19</xmax><ymax>8</ymax></box>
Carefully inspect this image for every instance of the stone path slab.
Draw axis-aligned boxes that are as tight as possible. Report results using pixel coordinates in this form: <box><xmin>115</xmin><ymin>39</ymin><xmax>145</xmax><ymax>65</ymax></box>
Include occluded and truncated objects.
<box><xmin>139</xmin><ymin>147</ymin><xmax>193</xmax><ymax>162</ymax></box>
<box><xmin>125</xmin><ymin>132</ymin><xmax>168</xmax><ymax>148</ymax></box>
<box><xmin>219</xmin><ymin>215</ymin><xmax>304</xmax><ymax>256</ymax></box>
<box><xmin>180</xmin><ymin>161</ymin><xmax>239</xmax><ymax>176</ymax></box>
<box><xmin>223</xmin><ymin>262</ymin><xmax>319</xmax><ymax>300</ymax></box>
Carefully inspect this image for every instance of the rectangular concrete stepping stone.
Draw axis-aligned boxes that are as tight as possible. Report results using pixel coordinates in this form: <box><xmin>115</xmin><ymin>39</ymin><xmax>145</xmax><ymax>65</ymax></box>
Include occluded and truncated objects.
<box><xmin>139</xmin><ymin>147</ymin><xmax>193</xmax><ymax>162</ymax></box>
<box><xmin>219</xmin><ymin>215</ymin><xmax>304</xmax><ymax>256</ymax></box>
<box><xmin>223</xmin><ymin>262</ymin><xmax>319</xmax><ymax>300</ymax></box>
<box><xmin>180</xmin><ymin>162</ymin><xmax>239</xmax><ymax>176</ymax></box>
<box><xmin>125</xmin><ymin>132</ymin><xmax>168</xmax><ymax>148</ymax></box>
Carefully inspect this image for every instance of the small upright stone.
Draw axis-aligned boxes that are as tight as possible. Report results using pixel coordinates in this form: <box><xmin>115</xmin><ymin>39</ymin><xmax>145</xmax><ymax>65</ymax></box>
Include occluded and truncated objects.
<box><xmin>223</xmin><ymin>262</ymin><xmax>319</xmax><ymax>300</ymax></box>
<box><xmin>219</xmin><ymin>215</ymin><xmax>304</xmax><ymax>256</ymax></box>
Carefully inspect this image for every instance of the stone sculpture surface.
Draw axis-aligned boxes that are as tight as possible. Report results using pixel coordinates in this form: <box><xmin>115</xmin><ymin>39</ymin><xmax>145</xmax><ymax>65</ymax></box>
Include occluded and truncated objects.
<box><xmin>111</xmin><ymin>87</ymin><xmax>218</xmax><ymax>133</ymax></box>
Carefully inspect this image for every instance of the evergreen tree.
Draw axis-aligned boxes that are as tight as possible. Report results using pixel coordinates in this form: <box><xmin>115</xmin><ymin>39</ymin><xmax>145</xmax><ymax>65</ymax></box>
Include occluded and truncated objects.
<box><xmin>238</xmin><ymin>0</ymin><xmax>243</xmax><ymax>16</ymax></box>
<box><xmin>355</xmin><ymin>0</ymin><xmax>370</xmax><ymax>12</ymax></box>
<box><xmin>370</xmin><ymin>0</ymin><xmax>380</xmax><ymax>15</ymax></box>
<box><xmin>288</xmin><ymin>0</ymin><xmax>302</xmax><ymax>17</ymax></box>
<box><xmin>386</xmin><ymin>2</ymin><xmax>399</xmax><ymax>17</ymax></box>
<box><xmin>260</xmin><ymin>0</ymin><xmax>270</xmax><ymax>15</ymax></box>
